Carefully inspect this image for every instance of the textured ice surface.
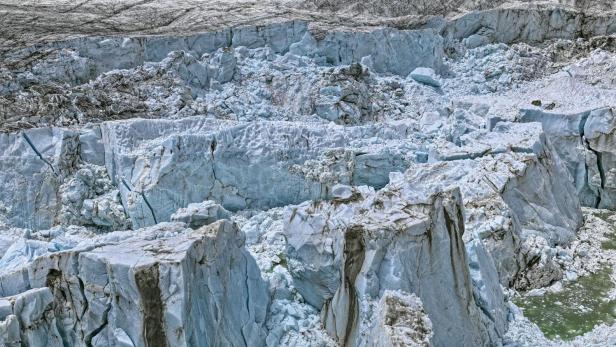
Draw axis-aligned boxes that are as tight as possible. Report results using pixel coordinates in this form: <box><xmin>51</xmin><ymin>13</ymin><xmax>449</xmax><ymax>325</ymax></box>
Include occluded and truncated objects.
<box><xmin>1</xmin><ymin>1</ymin><xmax>616</xmax><ymax>346</ymax></box>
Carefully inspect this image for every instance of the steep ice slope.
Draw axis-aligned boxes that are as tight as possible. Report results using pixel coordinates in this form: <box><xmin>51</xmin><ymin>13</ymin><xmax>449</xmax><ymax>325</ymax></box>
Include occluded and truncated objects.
<box><xmin>0</xmin><ymin>221</ymin><xmax>270</xmax><ymax>347</ymax></box>
<box><xmin>1</xmin><ymin>1</ymin><xmax>616</xmax><ymax>346</ymax></box>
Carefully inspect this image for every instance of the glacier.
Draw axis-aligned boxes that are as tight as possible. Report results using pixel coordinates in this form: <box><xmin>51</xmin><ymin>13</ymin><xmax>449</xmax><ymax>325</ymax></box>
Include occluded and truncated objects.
<box><xmin>1</xmin><ymin>1</ymin><xmax>616</xmax><ymax>346</ymax></box>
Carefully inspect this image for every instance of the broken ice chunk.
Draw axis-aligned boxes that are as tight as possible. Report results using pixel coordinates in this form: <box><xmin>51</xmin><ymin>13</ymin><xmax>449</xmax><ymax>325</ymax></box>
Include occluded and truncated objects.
<box><xmin>409</xmin><ymin>67</ymin><xmax>441</xmax><ymax>87</ymax></box>
<box><xmin>331</xmin><ymin>184</ymin><xmax>353</xmax><ymax>200</ymax></box>
<box><xmin>170</xmin><ymin>200</ymin><xmax>231</xmax><ymax>229</ymax></box>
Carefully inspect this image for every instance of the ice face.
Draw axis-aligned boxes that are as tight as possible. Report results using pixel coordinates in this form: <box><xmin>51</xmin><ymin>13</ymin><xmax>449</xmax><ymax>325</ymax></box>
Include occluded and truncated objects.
<box><xmin>1</xmin><ymin>2</ymin><xmax>616</xmax><ymax>346</ymax></box>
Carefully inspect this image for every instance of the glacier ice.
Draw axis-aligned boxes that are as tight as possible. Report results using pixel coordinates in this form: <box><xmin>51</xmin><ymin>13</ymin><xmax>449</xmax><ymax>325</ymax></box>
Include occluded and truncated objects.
<box><xmin>0</xmin><ymin>1</ymin><xmax>616</xmax><ymax>346</ymax></box>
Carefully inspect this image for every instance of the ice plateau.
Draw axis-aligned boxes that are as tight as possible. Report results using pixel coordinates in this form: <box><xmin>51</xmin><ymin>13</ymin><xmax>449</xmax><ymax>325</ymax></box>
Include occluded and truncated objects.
<box><xmin>1</xmin><ymin>0</ymin><xmax>616</xmax><ymax>346</ymax></box>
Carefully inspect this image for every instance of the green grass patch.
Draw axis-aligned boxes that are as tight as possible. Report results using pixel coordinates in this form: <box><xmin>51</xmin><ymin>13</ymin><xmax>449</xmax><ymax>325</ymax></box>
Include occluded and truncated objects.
<box><xmin>515</xmin><ymin>267</ymin><xmax>616</xmax><ymax>340</ymax></box>
<box><xmin>602</xmin><ymin>233</ymin><xmax>616</xmax><ymax>250</ymax></box>
<box><xmin>277</xmin><ymin>253</ymin><xmax>288</xmax><ymax>269</ymax></box>
<box><xmin>593</xmin><ymin>210</ymin><xmax>614</xmax><ymax>223</ymax></box>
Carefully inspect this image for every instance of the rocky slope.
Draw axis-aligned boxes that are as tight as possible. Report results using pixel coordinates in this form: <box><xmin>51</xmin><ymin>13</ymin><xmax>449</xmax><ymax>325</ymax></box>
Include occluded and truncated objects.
<box><xmin>1</xmin><ymin>1</ymin><xmax>616</xmax><ymax>346</ymax></box>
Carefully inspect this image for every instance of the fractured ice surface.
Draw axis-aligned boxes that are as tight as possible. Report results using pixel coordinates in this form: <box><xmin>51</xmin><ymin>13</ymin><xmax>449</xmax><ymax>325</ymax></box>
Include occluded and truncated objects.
<box><xmin>0</xmin><ymin>221</ymin><xmax>270</xmax><ymax>347</ymax></box>
<box><xmin>1</xmin><ymin>1</ymin><xmax>616</xmax><ymax>346</ymax></box>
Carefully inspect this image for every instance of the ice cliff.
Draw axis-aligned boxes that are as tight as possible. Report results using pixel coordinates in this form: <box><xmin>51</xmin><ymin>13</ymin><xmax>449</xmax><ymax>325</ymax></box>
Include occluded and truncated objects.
<box><xmin>1</xmin><ymin>1</ymin><xmax>616</xmax><ymax>346</ymax></box>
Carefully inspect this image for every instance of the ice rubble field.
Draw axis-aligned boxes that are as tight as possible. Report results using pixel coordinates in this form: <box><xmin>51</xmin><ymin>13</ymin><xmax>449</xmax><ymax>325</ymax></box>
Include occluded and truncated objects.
<box><xmin>1</xmin><ymin>1</ymin><xmax>616</xmax><ymax>346</ymax></box>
